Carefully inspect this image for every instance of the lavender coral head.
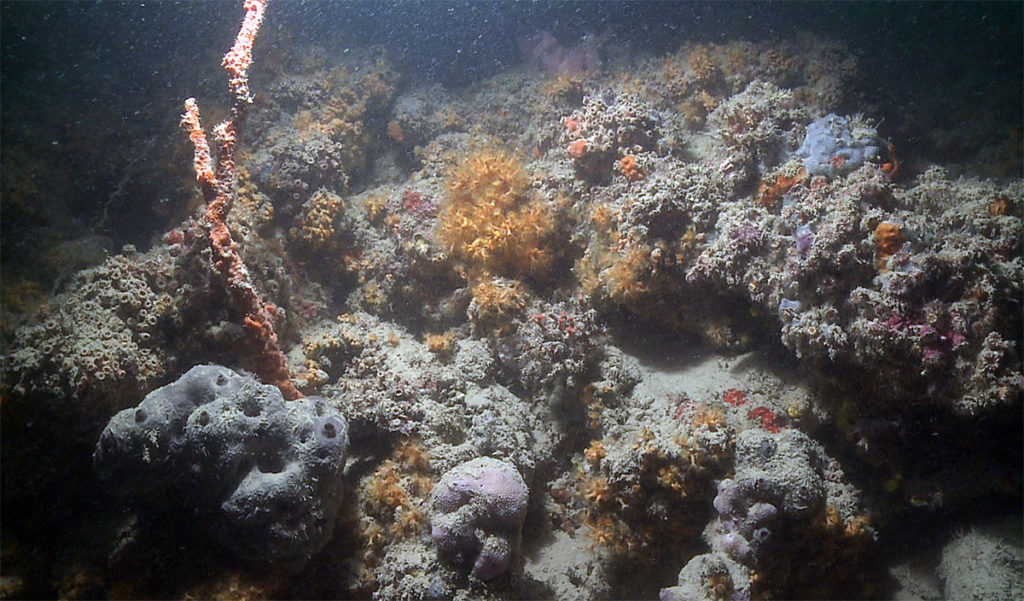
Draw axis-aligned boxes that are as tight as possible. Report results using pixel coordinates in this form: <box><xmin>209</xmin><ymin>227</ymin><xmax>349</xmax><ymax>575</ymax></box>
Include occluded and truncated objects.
<box><xmin>433</xmin><ymin>458</ymin><xmax>529</xmax><ymax>519</ymax></box>
<box><xmin>431</xmin><ymin>457</ymin><xmax>529</xmax><ymax>580</ymax></box>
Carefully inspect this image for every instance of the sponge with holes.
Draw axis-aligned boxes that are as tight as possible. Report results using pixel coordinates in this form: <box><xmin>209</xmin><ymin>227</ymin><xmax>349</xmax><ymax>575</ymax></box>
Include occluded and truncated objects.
<box><xmin>93</xmin><ymin>364</ymin><xmax>348</xmax><ymax>561</ymax></box>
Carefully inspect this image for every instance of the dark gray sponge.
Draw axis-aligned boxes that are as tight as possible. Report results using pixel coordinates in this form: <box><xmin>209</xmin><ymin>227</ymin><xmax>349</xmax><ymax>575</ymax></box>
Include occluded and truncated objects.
<box><xmin>94</xmin><ymin>364</ymin><xmax>348</xmax><ymax>561</ymax></box>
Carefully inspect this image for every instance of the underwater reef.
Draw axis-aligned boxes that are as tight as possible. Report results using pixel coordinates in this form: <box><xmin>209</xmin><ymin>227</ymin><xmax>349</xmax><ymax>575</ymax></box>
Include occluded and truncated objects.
<box><xmin>1</xmin><ymin>2</ymin><xmax>1022</xmax><ymax>600</ymax></box>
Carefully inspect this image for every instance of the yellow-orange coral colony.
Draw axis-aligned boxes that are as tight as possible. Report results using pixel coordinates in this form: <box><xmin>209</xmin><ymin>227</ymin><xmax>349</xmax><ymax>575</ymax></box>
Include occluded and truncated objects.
<box><xmin>291</xmin><ymin>188</ymin><xmax>343</xmax><ymax>246</ymax></box>
<box><xmin>578</xmin><ymin>432</ymin><xmax>701</xmax><ymax>556</ymax></box>
<box><xmin>471</xmin><ymin>278</ymin><xmax>527</xmax><ymax>319</ymax></box>
<box><xmin>604</xmin><ymin>245</ymin><xmax>652</xmax><ymax>309</ymax></box>
<box><xmin>363</xmin><ymin>440</ymin><xmax>434</xmax><ymax>547</ymax></box>
<box><xmin>438</xmin><ymin>148</ymin><xmax>557</xmax><ymax>280</ymax></box>
<box><xmin>686</xmin><ymin>46</ymin><xmax>718</xmax><ymax>84</ymax></box>
<box><xmin>989</xmin><ymin>195</ymin><xmax>1011</xmax><ymax>216</ymax></box>
<box><xmin>386</xmin><ymin>120</ymin><xmax>405</xmax><ymax>143</ymax></box>
<box><xmin>424</xmin><ymin>331</ymin><xmax>455</xmax><ymax>356</ymax></box>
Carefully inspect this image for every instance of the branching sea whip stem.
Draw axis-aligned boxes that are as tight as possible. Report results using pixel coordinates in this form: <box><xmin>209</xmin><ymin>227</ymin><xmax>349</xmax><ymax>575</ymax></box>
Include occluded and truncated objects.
<box><xmin>181</xmin><ymin>0</ymin><xmax>302</xmax><ymax>400</ymax></box>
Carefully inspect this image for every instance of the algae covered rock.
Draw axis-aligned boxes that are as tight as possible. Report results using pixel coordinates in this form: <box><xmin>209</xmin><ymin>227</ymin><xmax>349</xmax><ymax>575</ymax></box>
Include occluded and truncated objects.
<box><xmin>93</xmin><ymin>364</ymin><xmax>348</xmax><ymax>561</ymax></box>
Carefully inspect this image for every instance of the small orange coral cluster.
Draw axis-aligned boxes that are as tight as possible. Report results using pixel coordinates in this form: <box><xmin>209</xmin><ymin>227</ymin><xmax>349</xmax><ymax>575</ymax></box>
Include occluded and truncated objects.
<box><xmin>438</xmin><ymin>148</ymin><xmax>558</xmax><ymax>280</ymax></box>
<box><xmin>424</xmin><ymin>330</ymin><xmax>456</xmax><ymax>356</ymax></box>
<box><xmin>357</xmin><ymin>438</ymin><xmax>436</xmax><ymax>588</ymax></box>
<box><xmin>658</xmin><ymin>43</ymin><xmax>730</xmax><ymax>127</ymax></box>
<box><xmin>578</xmin><ymin>429</ymin><xmax>709</xmax><ymax>559</ymax></box>
<box><xmin>544</xmin><ymin>71</ymin><xmax>586</xmax><ymax>99</ymax></box>
<box><xmin>989</xmin><ymin>194</ymin><xmax>1012</xmax><ymax>216</ymax></box>
<box><xmin>686</xmin><ymin>45</ymin><xmax>718</xmax><ymax>84</ymax></box>
<box><xmin>368</xmin><ymin>442</ymin><xmax>432</xmax><ymax>522</ymax></box>
<box><xmin>234</xmin><ymin>166</ymin><xmax>275</xmax><ymax>227</ymax></box>
<box><xmin>386</xmin><ymin>120</ymin><xmax>405</xmax><ymax>143</ymax></box>
<box><xmin>881</xmin><ymin>142</ymin><xmax>899</xmax><ymax>178</ymax></box>
<box><xmin>290</xmin><ymin>63</ymin><xmax>398</xmax><ymax>184</ymax></box>
<box><xmin>619</xmin><ymin>155</ymin><xmax>644</xmax><ymax>181</ymax></box>
<box><xmin>603</xmin><ymin>244</ymin><xmax>653</xmax><ymax>309</ymax></box>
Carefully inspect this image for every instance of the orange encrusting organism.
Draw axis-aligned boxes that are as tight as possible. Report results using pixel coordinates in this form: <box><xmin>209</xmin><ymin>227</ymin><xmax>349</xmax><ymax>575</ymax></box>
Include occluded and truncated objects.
<box><xmin>873</xmin><ymin>221</ymin><xmax>906</xmax><ymax>272</ymax></box>
<box><xmin>757</xmin><ymin>168</ymin><xmax>806</xmax><ymax>209</ymax></box>
<box><xmin>881</xmin><ymin>142</ymin><xmax>899</xmax><ymax>178</ymax></box>
<box><xmin>568</xmin><ymin>139</ymin><xmax>587</xmax><ymax>159</ymax></box>
<box><xmin>604</xmin><ymin>244</ymin><xmax>652</xmax><ymax>309</ymax></box>
<box><xmin>874</xmin><ymin>222</ymin><xmax>905</xmax><ymax>257</ymax></box>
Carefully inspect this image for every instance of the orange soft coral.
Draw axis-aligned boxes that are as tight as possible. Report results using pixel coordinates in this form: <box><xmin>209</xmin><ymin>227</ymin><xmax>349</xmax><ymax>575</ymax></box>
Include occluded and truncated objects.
<box><xmin>873</xmin><ymin>222</ymin><xmax>905</xmax><ymax>271</ymax></box>
<box><xmin>685</xmin><ymin>45</ymin><xmax>718</xmax><ymax>84</ymax></box>
<box><xmin>290</xmin><ymin>188</ymin><xmax>344</xmax><ymax>249</ymax></box>
<box><xmin>439</xmin><ymin>147</ymin><xmax>558</xmax><ymax>280</ymax></box>
<box><xmin>603</xmin><ymin>244</ymin><xmax>652</xmax><ymax>309</ymax></box>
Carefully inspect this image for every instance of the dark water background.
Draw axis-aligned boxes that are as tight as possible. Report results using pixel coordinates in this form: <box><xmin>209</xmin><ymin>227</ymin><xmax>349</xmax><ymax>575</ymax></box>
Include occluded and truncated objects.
<box><xmin>1</xmin><ymin>1</ymin><xmax>1021</xmax><ymax>285</ymax></box>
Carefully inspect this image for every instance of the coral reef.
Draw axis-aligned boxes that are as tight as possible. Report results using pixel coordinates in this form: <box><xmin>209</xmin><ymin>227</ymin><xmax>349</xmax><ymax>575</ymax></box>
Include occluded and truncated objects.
<box><xmin>561</xmin><ymin>91</ymin><xmax>661</xmax><ymax>183</ymax></box>
<box><xmin>94</xmin><ymin>365</ymin><xmax>349</xmax><ymax>560</ymax></box>
<box><xmin>3</xmin><ymin>250</ymin><xmax>179</xmax><ymax>410</ymax></box>
<box><xmin>492</xmin><ymin>295</ymin><xmax>602</xmax><ymax>398</ymax></box>
<box><xmin>467</xmin><ymin>276</ymin><xmax>529</xmax><ymax>335</ymax></box>
<box><xmin>576</xmin><ymin>421</ymin><xmax>726</xmax><ymax>565</ymax></box>
<box><xmin>247</xmin><ymin>55</ymin><xmax>399</xmax><ymax>215</ymax></box>
<box><xmin>659</xmin><ymin>551</ymin><xmax>750</xmax><ymax>601</ymax></box>
<box><xmin>1</xmin><ymin>6</ymin><xmax>1020</xmax><ymax>601</ymax></box>
<box><xmin>701</xmin><ymin>429</ymin><xmax>875</xmax><ymax>597</ymax></box>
